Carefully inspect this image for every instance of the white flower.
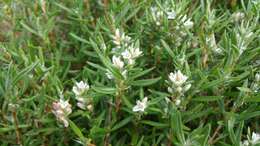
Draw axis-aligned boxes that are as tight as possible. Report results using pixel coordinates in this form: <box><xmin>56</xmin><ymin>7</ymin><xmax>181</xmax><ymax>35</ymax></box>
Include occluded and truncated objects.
<box><xmin>215</xmin><ymin>47</ymin><xmax>223</xmax><ymax>54</ymax></box>
<box><xmin>232</xmin><ymin>12</ymin><xmax>245</xmax><ymax>22</ymax></box>
<box><xmin>52</xmin><ymin>98</ymin><xmax>72</xmax><ymax>127</ymax></box>
<box><xmin>121</xmin><ymin>34</ymin><xmax>131</xmax><ymax>46</ymax></box>
<box><xmin>169</xmin><ymin>70</ymin><xmax>188</xmax><ymax>86</ymax></box>
<box><xmin>129</xmin><ymin>45</ymin><xmax>143</xmax><ymax>58</ymax></box>
<box><xmin>206</xmin><ymin>33</ymin><xmax>222</xmax><ymax>54</ymax></box>
<box><xmin>252</xmin><ymin>132</ymin><xmax>260</xmax><ymax>144</ymax></box>
<box><xmin>181</xmin><ymin>15</ymin><xmax>194</xmax><ymax>29</ymax></box>
<box><xmin>176</xmin><ymin>86</ymin><xmax>183</xmax><ymax>93</ymax></box>
<box><xmin>151</xmin><ymin>7</ymin><xmax>163</xmax><ymax>26</ymax></box>
<box><xmin>133</xmin><ymin>97</ymin><xmax>148</xmax><ymax>112</ymax></box>
<box><xmin>86</xmin><ymin>104</ymin><xmax>93</xmax><ymax>111</ymax></box>
<box><xmin>241</xmin><ymin>140</ymin><xmax>249</xmax><ymax>146</ymax></box>
<box><xmin>165</xmin><ymin>97</ymin><xmax>171</xmax><ymax>104</ymax></box>
<box><xmin>72</xmin><ymin>81</ymin><xmax>89</xmax><ymax>96</ymax></box>
<box><xmin>167</xmin><ymin>11</ymin><xmax>176</xmax><ymax>20</ymax></box>
<box><xmin>75</xmin><ymin>97</ymin><xmax>87</xmax><ymax>110</ymax></box>
<box><xmin>77</xmin><ymin>102</ymin><xmax>86</xmax><ymax>110</ymax></box>
<box><xmin>112</xmin><ymin>56</ymin><xmax>124</xmax><ymax>69</ymax></box>
<box><xmin>175</xmin><ymin>99</ymin><xmax>181</xmax><ymax>106</ymax></box>
<box><xmin>112</xmin><ymin>28</ymin><xmax>131</xmax><ymax>47</ymax></box>
<box><xmin>121</xmin><ymin>45</ymin><xmax>142</xmax><ymax>65</ymax></box>
<box><xmin>112</xmin><ymin>28</ymin><xmax>121</xmax><ymax>46</ymax></box>
<box><xmin>241</xmin><ymin>132</ymin><xmax>260</xmax><ymax>145</ymax></box>
<box><xmin>167</xmin><ymin>87</ymin><xmax>174</xmax><ymax>93</ymax></box>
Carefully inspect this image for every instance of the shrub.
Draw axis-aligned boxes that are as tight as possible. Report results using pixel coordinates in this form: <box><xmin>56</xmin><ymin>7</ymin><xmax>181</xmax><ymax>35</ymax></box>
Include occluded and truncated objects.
<box><xmin>0</xmin><ymin>0</ymin><xmax>259</xmax><ymax>145</ymax></box>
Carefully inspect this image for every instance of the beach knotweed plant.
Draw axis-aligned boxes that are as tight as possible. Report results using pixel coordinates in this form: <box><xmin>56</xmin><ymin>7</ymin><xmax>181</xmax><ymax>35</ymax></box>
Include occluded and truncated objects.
<box><xmin>0</xmin><ymin>0</ymin><xmax>259</xmax><ymax>146</ymax></box>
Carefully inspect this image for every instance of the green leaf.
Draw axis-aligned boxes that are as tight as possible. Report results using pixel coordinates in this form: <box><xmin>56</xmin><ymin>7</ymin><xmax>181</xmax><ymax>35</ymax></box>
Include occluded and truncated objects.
<box><xmin>87</xmin><ymin>61</ymin><xmax>107</xmax><ymax>71</ymax></box>
<box><xmin>202</xmin><ymin>125</ymin><xmax>211</xmax><ymax>146</ymax></box>
<box><xmin>192</xmin><ymin>96</ymin><xmax>224</xmax><ymax>102</ymax></box>
<box><xmin>0</xmin><ymin>125</ymin><xmax>29</xmax><ymax>133</ymax></box>
<box><xmin>136</xmin><ymin>136</ymin><xmax>144</xmax><ymax>146</ymax></box>
<box><xmin>92</xmin><ymin>86</ymin><xmax>116</xmax><ymax>95</ymax></box>
<box><xmin>70</xmin><ymin>33</ymin><xmax>89</xmax><ymax>44</ymax></box>
<box><xmin>130</xmin><ymin>67</ymin><xmax>155</xmax><ymax>80</ymax></box>
<box><xmin>130</xmin><ymin>77</ymin><xmax>161</xmax><ymax>87</ymax></box>
<box><xmin>227</xmin><ymin>118</ymin><xmax>238</xmax><ymax>145</ymax></box>
<box><xmin>238</xmin><ymin>111</ymin><xmax>260</xmax><ymax>121</ymax></box>
<box><xmin>237</xmin><ymin>87</ymin><xmax>252</xmax><ymax>93</ymax></box>
<box><xmin>20</xmin><ymin>21</ymin><xmax>41</xmax><ymax>37</ymax></box>
<box><xmin>13</xmin><ymin>61</ymin><xmax>39</xmax><ymax>85</ymax></box>
<box><xmin>244</xmin><ymin>95</ymin><xmax>260</xmax><ymax>102</ymax></box>
<box><xmin>121</xmin><ymin>95</ymin><xmax>133</xmax><ymax>108</ymax></box>
<box><xmin>161</xmin><ymin>39</ymin><xmax>175</xmax><ymax>59</ymax></box>
<box><xmin>201</xmin><ymin>78</ymin><xmax>226</xmax><ymax>90</ymax></box>
<box><xmin>69</xmin><ymin>120</ymin><xmax>85</xmax><ymax>141</ymax></box>
<box><xmin>54</xmin><ymin>2</ymin><xmax>75</xmax><ymax>14</ymax></box>
<box><xmin>170</xmin><ymin>109</ymin><xmax>185</xmax><ymax>144</ymax></box>
<box><xmin>140</xmin><ymin>120</ymin><xmax>168</xmax><ymax>128</ymax></box>
<box><xmin>111</xmin><ymin>116</ymin><xmax>133</xmax><ymax>132</ymax></box>
<box><xmin>184</xmin><ymin>108</ymin><xmax>213</xmax><ymax>123</ymax></box>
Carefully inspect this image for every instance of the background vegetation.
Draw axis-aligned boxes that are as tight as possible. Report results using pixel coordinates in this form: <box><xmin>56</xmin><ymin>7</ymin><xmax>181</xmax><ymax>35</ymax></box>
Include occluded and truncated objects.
<box><xmin>0</xmin><ymin>0</ymin><xmax>259</xmax><ymax>145</ymax></box>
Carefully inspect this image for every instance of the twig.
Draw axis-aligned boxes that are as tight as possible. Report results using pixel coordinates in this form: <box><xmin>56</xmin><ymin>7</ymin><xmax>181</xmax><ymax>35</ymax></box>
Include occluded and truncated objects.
<box><xmin>208</xmin><ymin>125</ymin><xmax>222</xmax><ymax>145</ymax></box>
<box><xmin>12</xmin><ymin>110</ymin><xmax>22</xmax><ymax>145</ymax></box>
<box><xmin>104</xmin><ymin>0</ymin><xmax>109</xmax><ymax>8</ymax></box>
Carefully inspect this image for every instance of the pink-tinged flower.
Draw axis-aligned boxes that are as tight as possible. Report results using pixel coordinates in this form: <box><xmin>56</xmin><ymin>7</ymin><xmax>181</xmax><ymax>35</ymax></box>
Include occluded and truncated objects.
<box><xmin>52</xmin><ymin>98</ymin><xmax>72</xmax><ymax>127</ymax></box>
<box><xmin>168</xmin><ymin>70</ymin><xmax>188</xmax><ymax>86</ymax></box>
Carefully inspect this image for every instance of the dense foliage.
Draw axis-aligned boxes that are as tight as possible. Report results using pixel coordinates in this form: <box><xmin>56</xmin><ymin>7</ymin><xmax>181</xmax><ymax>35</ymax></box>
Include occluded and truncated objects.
<box><xmin>0</xmin><ymin>0</ymin><xmax>259</xmax><ymax>145</ymax></box>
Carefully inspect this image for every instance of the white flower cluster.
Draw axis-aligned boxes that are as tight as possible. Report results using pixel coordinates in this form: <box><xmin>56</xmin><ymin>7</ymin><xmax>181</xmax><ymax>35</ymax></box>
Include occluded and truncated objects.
<box><xmin>52</xmin><ymin>98</ymin><xmax>72</xmax><ymax>127</ymax></box>
<box><xmin>132</xmin><ymin>97</ymin><xmax>148</xmax><ymax>113</ymax></box>
<box><xmin>121</xmin><ymin>45</ymin><xmax>142</xmax><ymax>65</ymax></box>
<box><xmin>180</xmin><ymin>15</ymin><xmax>194</xmax><ymax>29</ymax></box>
<box><xmin>236</xmin><ymin>23</ymin><xmax>253</xmax><ymax>55</ymax></box>
<box><xmin>232</xmin><ymin>12</ymin><xmax>245</xmax><ymax>22</ymax></box>
<box><xmin>150</xmin><ymin>2</ymin><xmax>177</xmax><ymax>25</ymax></box>
<box><xmin>241</xmin><ymin>132</ymin><xmax>260</xmax><ymax>146</ymax></box>
<box><xmin>72</xmin><ymin>81</ymin><xmax>92</xmax><ymax>111</ymax></box>
<box><xmin>174</xmin><ymin>14</ymin><xmax>194</xmax><ymax>47</ymax></box>
<box><xmin>149</xmin><ymin>3</ymin><xmax>193</xmax><ymax>47</ymax></box>
<box><xmin>206</xmin><ymin>33</ymin><xmax>222</xmax><ymax>54</ymax></box>
<box><xmin>107</xmin><ymin>29</ymin><xmax>143</xmax><ymax>80</ymax></box>
<box><xmin>150</xmin><ymin>7</ymin><xmax>164</xmax><ymax>26</ymax></box>
<box><xmin>167</xmin><ymin>70</ymin><xmax>191</xmax><ymax>106</ymax></box>
<box><xmin>112</xmin><ymin>28</ymin><xmax>131</xmax><ymax>49</ymax></box>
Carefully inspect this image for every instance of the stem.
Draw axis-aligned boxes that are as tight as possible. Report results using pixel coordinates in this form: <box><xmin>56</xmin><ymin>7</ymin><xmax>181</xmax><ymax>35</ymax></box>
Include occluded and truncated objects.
<box><xmin>12</xmin><ymin>110</ymin><xmax>22</xmax><ymax>145</ymax></box>
<box><xmin>167</xmin><ymin>129</ymin><xmax>173</xmax><ymax>146</ymax></box>
<box><xmin>104</xmin><ymin>99</ymin><xmax>112</xmax><ymax>146</ymax></box>
<box><xmin>115</xmin><ymin>81</ymin><xmax>124</xmax><ymax>112</ymax></box>
<box><xmin>104</xmin><ymin>0</ymin><xmax>109</xmax><ymax>8</ymax></box>
<box><xmin>208</xmin><ymin>125</ymin><xmax>222</xmax><ymax>145</ymax></box>
<box><xmin>209</xmin><ymin>100</ymin><xmax>239</xmax><ymax>144</ymax></box>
